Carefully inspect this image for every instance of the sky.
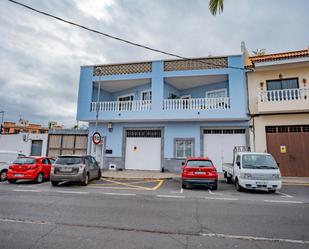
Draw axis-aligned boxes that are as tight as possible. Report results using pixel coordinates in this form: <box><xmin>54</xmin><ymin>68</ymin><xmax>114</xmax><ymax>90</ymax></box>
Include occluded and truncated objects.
<box><xmin>0</xmin><ymin>0</ymin><xmax>308</xmax><ymax>127</ymax></box>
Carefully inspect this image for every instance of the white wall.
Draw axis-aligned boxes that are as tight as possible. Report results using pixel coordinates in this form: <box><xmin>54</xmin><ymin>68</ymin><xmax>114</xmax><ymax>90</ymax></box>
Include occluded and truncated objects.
<box><xmin>0</xmin><ymin>133</ymin><xmax>48</xmax><ymax>156</ymax></box>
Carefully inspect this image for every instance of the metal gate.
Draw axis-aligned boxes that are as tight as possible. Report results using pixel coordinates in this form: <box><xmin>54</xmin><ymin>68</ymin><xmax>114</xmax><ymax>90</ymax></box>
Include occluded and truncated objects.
<box><xmin>266</xmin><ymin>125</ymin><xmax>309</xmax><ymax>177</ymax></box>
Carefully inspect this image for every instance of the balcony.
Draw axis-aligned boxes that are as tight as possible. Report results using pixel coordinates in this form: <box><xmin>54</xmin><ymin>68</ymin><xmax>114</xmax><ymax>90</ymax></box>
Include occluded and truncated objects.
<box><xmin>257</xmin><ymin>88</ymin><xmax>309</xmax><ymax>113</ymax></box>
<box><xmin>91</xmin><ymin>100</ymin><xmax>151</xmax><ymax>112</ymax></box>
<box><xmin>163</xmin><ymin>97</ymin><xmax>230</xmax><ymax>110</ymax></box>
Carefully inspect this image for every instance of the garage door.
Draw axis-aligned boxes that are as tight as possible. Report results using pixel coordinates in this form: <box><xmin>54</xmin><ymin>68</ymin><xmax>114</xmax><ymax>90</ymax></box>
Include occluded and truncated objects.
<box><xmin>266</xmin><ymin>125</ymin><xmax>309</xmax><ymax>177</ymax></box>
<box><xmin>203</xmin><ymin>129</ymin><xmax>246</xmax><ymax>172</ymax></box>
<box><xmin>125</xmin><ymin>130</ymin><xmax>161</xmax><ymax>171</ymax></box>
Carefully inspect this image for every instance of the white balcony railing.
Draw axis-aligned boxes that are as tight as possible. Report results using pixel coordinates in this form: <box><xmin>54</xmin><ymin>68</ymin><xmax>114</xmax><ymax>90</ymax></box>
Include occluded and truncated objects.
<box><xmin>258</xmin><ymin>88</ymin><xmax>309</xmax><ymax>102</ymax></box>
<box><xmin>163</xmin><ymin>97</ymin><xmax>230</xmax><ymax>110</ymax></box>
<box><xmin>91</xmin><ymin>100</ymin><xmax>151</xmax><ymax>112</ymax></box>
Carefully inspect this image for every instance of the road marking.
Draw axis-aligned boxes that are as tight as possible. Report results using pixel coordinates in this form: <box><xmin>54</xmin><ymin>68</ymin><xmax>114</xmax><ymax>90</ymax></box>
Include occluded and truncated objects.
<box><xmin>0</xmin><ymin>218</ymin><xmax>52</xmax><ymax>225</ymax></box>
<box><xmin>102</xmin><ymin>178</ymin><xmax>154</xmax><ymax>190</ymax></box>
<box><xmin>205</xmin><ymin>197</ymin><xmax>238</xmax><ymax>201</ymax></box>
<box><xmin>156</xmin><ymin>195</ymin><xmax>185</xmax><ymax>199</ymax></box>
<box><xmin>104</xmin><ymin>192</ymin><xmax>136</xmax><ymax>196</ymax></box>
<box><xmin>264</xmin><ymin>200</ymin><xmax>304</xmax><ymax>204</ymax></box>
<box><xmin>55</xmin><ymin>191</ymin><xmax>89</xmax><ymax>194</ymax></box>
<box><xmin>152</xmin><ymin>180</ymin><xmax>164</xmax><ymax>190</ymax></box>
<box><xmin>208</xmin><ymin>189</ymin><xmax>223</xmax><ymax>196</ymax></box>
<box><xmin>200</xmin><ymin>232</ymin><xmax>309</xmax><ymax>245</ymax></box>
<box><xmin>277</xmin><ymin>191</ymin><xmax>293</xmax><ymax>198</ymax></box>
<box><xmin>180</xmin><ymin>188</ymin><xmax>183</xmax><ymax>193</ymax></box>
<box><xmin>13</xmin><ymin>189</ymin><xmax>42</xmax><ymax>192</ymax></box>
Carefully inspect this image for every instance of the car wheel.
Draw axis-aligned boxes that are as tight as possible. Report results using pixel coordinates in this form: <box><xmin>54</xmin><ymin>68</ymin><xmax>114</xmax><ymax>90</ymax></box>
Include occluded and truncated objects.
<box><xmin>51</xmin><ymin>181</ymin><xmax>59</xmax><ymax>187</ymax></box>
<box><xmin>268</xmin><ymin>189</ymin><xmax>276</xmax><ymax>193</ymax></box>
<box><xmin>235</xmin><ymin>178</ymin><xmax>243</xmax><ymax>192</ymax></box>
<box><xmin>182</xmin><ymin>182</ymin><xmax>187</xmax><ymax>189</ymax></box>
<box><xmin>0</xmin><ymin>170</ymin><xmax>7</xmax><ymax>181</ymax></box>
<box><xmin>81</xmin><ymin>173</ymin><xmax>89</xmax><ymax>186</ymax></box>
<box><xmin>211</xmin><ymin>184</ymin><xmax>218</xmax><ymax>191</ymax></box>
<box><xmin>36</xmin><ymin>173</ymin><xmax>44</xmax><ymax>184</ymax></box>
<box><xmin>8</xmin><ymin>179</ymin><xmax>17</xmax><ymax>184</ymax></box>
<box><xmin>96</xmin><ymin>170</ymin><xmax>102</xmax><ymax>180</ymax></box>
<box><xmin>226</xmin><ymin>177</ymin><xmax>232</xmax><ymax>184</ymax></box>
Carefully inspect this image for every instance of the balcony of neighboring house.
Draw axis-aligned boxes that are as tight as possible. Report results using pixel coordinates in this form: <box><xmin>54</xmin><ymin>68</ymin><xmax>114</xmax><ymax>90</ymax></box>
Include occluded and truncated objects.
<box><xmin>163</xmin><ymin>74</ymin><xmax>230</xmax><ymax>112</ymax></box>
<box><xmin>257</xmin><ymin>78</ymin><xmax>309</xmax><ymax>114</ymax></box>
<box><xmin>90</xmin><ymin>78</ymin><xmax>152</xmax><ymax>114</ymax></box>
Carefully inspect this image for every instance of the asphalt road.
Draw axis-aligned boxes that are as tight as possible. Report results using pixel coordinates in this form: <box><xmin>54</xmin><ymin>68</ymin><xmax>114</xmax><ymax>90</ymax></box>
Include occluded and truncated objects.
<box><xmin>0</xmin><ymin>179</ymin><xmax>308</xmax><ymax>249</ymax></box>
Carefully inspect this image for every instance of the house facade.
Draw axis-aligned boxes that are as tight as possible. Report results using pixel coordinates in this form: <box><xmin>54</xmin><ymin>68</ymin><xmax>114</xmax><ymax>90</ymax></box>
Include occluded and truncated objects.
<box><xmin>77</xmin><ymin>55</ymin><xmax>249</xmax><ymax>172</ymax></box>
<box><xmin>245</xmin><ymin>48</ymin><xmax>309</xmax><ymax>176</ymax></box>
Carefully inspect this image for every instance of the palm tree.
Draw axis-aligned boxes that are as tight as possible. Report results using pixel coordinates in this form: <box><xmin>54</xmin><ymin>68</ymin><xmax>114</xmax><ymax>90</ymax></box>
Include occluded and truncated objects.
<box><xmin>252</xmin><ymin>49</ymin><xmax>266</xmax><ymax>56</ymax></box>
<box><xmin>209</xmin><ymin>0</ymin><xmax>224</xmax><ymax>16</ymax></box>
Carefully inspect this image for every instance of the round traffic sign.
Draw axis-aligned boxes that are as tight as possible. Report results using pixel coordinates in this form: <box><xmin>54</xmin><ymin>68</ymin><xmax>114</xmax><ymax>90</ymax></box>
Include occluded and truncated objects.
<box><xmin>92</xmin><ymin>132</ymin><xmax>101</xmax><ymax>145</ymax></box>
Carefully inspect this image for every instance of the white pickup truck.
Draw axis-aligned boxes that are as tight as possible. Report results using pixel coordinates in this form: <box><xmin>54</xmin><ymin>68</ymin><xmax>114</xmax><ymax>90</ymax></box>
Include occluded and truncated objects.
<box><xmin>223</xmin><ymin>150</ymin><xmax>282</xmax><ymax>193</ymax></box>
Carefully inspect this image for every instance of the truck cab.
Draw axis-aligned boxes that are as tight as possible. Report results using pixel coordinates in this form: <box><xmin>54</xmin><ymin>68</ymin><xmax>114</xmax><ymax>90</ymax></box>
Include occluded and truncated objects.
<box><xmin>223</xmin><ymin>151</ymin><xmax>282</xmax><ymax>193</ymax></box>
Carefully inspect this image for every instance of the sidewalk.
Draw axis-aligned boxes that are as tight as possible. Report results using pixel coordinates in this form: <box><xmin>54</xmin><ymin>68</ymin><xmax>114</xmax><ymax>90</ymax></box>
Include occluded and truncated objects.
<box><xmin>101</xmin><ymin>170</ymin><xmax>180</xmax><ymax>180</ymax></box>
<box><xmin>282</xmin><ymin>177</ymin><xmax>309</xmax><ymax>185</ymax></box>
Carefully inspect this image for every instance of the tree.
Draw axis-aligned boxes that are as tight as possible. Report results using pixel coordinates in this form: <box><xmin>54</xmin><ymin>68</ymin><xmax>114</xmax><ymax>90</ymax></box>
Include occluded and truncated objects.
<box><xmin>209</xmin><ymin>0</ymin><xmax>224</xmax><ymax>16</ymax></box>
<box><xmin>252</xmin><ymin>49</ymin><xmax>266</xmax><ymax>56</ymax></box>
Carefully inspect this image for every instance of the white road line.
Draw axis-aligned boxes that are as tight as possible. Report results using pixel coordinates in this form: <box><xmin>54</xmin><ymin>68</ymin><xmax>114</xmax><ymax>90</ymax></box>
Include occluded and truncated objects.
<box><xmin>200</xmin><ymin>232</ymin><xmax>309</xmax><ymax>245</ymax></box>
<box><xmin>205</xmin><ymin>197</ymin><xmax>238</xmax><ymax>201</ymax></box>
<box><xmin>55</xmin><ymin>191</ymin><xmax>89</xmax><ymax>194</ymax></box>
<box><xmin>277</xmin><ymin>191</ymin><xmax>293</xmax><ymax>198</ymax></box>
<box><xmin>208</xmin><ymin>189</ymin><xmax>223</xmax><ymax>196</ymax></box>
<box><xmin>13</xmin><ymin>189</ymin><xmax>42</xmax><ymax>192</ymax></box>
<box><xmin>180</xmin><ymin>188</ymin><xmax>183</xmax><ymax>193</ymax></box>
<box><xmin>104</xmin><ymin>193</ymin><xmax>136</xmax><ymax>196</ymax></box>
<box><xmin>156</xmin><ymin>195</ymin><xmax>185</xmax><ymax>199</ymax></box>
<box><xmin>0</xmin><ymin>218</ymin><xmax>52</xmax><ymax>225</ymax></box>
<box><xmin>264</xmin><ymin>200</ymin><xmax>304</xmax><ymax>204</ymax></box>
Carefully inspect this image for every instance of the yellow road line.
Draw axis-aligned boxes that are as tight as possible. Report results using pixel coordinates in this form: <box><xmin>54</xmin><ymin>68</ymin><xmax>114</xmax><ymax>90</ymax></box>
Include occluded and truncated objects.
<box><xmin>152</xmin><ymin>180</ymin><xmax>164</xmax><ymax>190</ymax></box>
<box><xmin>87</xmin><ymin>186</ymin><xmax>143</xmax><ymax>190</ymax></box>
<box><xmin>283</xmin><ymin>183</ymin><xmax>309</xmax><ymax>186</ymax></box>
<box><xmin>102</xmin><ymin>178</ymin><xmax>153</xmax><ymax>190</ymax></box>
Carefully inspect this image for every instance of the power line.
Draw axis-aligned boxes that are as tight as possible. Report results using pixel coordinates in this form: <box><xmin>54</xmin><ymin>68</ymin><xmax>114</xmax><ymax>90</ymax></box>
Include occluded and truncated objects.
<box><xmin>7</xmin><ymin>0</ymin><xmax>245</xmax><ymax>70</ymax></box>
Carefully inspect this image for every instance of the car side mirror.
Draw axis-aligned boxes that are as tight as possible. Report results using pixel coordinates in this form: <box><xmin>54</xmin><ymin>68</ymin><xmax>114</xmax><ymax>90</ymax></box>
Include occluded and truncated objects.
<box><xmin>181</xmin><ymin>162</ymin><xmax>185</xmax><ymax>166</ymax></box>
<box><xmin>236</xmin><ymin>161</ymin><xmax>240</xmax><ymax>167</ymax></box>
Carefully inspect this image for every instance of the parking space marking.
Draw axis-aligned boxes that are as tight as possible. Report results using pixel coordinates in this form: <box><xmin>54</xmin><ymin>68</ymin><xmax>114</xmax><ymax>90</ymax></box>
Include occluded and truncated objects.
<box><xmin>208</xmin><ymin>189</ymin><xmax>223</xmax><ymax>196</ymax></box>
<box><xmin>277</xmin><ymin>191</ymin><xmax>293</xmax><ymax>198</ymax></box>
<box><xmin>97</xmin><ymin>178</ymin><xmax>164</xmax><ymax>191</ymax></box>
<box><xmin>264</xmin><ymin>200</ymin><xmax>304</xmax><ymax>204</ymax></box>
<box><xmin>13</xmin><ymin>189</ymin><xmax>42</xmax><ymax>192</ymax></box>
<box><xmin>205</xmin><ymin>197</ymin><xmax>238</xmax><ymax>201</ymax></box>
<box><xmin>55</xmin><ymin>190</ymin><xmax>89</xmax><ymax>194</ymax></box>
<box><xmin>156</xmin><ymin>195</ymin><xmax>185</xmax><ymax>199</ymax></box>
<box><xmin>104</xmin><ymin>193</ymin><xmax>136</xmax><ymax>196</ymax></box>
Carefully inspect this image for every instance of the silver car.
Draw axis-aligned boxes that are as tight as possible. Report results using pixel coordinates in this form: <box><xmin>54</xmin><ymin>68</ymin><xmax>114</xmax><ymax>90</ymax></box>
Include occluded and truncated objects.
<box><xmin>50</xmin><ymin>155</ymin><xmax>101</xmax><ymax>186</ymax></box>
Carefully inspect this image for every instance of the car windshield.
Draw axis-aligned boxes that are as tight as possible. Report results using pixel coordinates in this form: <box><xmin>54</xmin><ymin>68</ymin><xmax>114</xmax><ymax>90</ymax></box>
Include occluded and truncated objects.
<box><xmin>13</xmin><ymin>157</ymin><xmax>36</xmax><ymax>165</ymax></box>
<box><xmin>186</xmin><ymin>160</ymin><xmax>213</xmax><ymax>167</ymax></box>
<box><xmin>242</xmin><ymin>154</ymin><xmax>278</xmax><ymax>169</ymax></box>
<box><xmin>56</xmin><ymin>157</ymin><xmax>82</xmax><ymax>165</ymax></box>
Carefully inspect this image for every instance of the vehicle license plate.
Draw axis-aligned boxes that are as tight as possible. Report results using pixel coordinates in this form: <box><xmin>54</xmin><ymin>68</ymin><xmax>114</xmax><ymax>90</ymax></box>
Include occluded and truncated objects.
<box><xmin>256</xmin><ymin>181</ymin><xmax>267</xmax><ymax>185</ymax></box>
<box><xmin>195</xmin><ymin>172</ymin><xmax>205</xmax><ymax>175</ymax></box>
<box><xmin>61</xmin><ymin>168</ymin><xmax>72</xmax><ymax>172</ymax></box>
<box><xmin>14</xmin><ymin>174</ymin><xmax>24</xmax><ymax>177</ymax></box>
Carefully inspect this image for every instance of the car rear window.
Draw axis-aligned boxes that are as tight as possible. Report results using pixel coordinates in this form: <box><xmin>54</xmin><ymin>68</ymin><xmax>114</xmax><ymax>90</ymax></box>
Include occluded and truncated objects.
<box><xmin>13</xmin><ymin>157</ymin><xmax>36</xmax><ymax>165</ymax></box>
<box><xmin>186</xmin><ymin>160</ymin><xmax>213</xmax><ymax>167</ymax></box>
<box><xmin>55</xmin><ymin>157</ymin><xmax>83</xmax><ymax>165</ymax></box>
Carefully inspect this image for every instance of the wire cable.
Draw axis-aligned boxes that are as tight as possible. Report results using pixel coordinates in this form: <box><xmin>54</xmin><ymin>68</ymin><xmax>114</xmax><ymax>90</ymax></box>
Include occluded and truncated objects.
<box><xmin>7</xmin><ymin>0</ymin><xmax>245</xmax><ymax>70</ymax></box>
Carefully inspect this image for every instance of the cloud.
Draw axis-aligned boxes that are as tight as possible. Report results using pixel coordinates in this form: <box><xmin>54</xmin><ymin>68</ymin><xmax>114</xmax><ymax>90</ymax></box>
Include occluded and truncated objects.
<box><xmin>0</xmin><ymin>0</ymin><xmax>308</xmax><ymax>127</ymax></box>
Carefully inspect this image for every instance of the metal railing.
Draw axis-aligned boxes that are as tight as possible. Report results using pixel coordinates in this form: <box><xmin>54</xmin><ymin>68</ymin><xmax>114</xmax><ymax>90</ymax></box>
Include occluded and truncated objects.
<box><xmin>163</xmin><ymin>97</ymin><xmax>230</xmax><ymax>110</ymax></box>
<box><xmin>91</xmin><ymin>100</ymin><xmax>151</xmax><ymax>112</ymax></box>
<box><xmin>258</xmin><ymin>88</ymin><xmax>309</xmax><ymax>102</ymax></box>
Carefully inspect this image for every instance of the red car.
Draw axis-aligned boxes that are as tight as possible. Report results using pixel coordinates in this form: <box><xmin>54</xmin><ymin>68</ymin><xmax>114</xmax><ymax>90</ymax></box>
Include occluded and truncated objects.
<box><xmin>181</xmin><ymin>157</ymin><xmax>218</xmax><ymax>190</ymax></box>
<box><xmin>7</xmin><ymin>156</ymin><xmax>55</xmax><ymax>184</ymax></box>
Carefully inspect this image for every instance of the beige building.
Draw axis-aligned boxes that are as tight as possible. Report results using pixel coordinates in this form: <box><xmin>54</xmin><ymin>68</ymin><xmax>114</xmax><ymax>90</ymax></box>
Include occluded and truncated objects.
<box><xmin>244</xmin><ymin>47</ymin><xmax>309</xmax><ymax>176</ymax></box>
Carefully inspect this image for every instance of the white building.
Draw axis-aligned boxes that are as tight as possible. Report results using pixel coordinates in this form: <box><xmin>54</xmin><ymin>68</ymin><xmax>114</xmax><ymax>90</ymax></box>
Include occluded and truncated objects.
<box><xmin>0</xmin><ymin>133</ymin><xmax>48</xmax><ymax>157</ymax></box>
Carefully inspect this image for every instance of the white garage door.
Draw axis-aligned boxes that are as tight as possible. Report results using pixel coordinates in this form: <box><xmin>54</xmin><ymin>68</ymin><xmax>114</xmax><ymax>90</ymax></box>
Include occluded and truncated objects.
<box><xmin>203</xmin><ymin>129</ymin><xmax>246</xmax><ymax>172</ymax></box>
<box><xmin>125</xmin><ymin>130</ymin><xmax>161</xmax><ymax>171</ymax></box>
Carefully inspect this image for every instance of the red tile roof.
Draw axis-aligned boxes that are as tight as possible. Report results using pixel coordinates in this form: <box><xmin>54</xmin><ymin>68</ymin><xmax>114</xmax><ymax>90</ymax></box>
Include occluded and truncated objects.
<box><xmin>249</xmin><ymin>48</ymin><xmax>309</xmax><ymax>64</ymax></box>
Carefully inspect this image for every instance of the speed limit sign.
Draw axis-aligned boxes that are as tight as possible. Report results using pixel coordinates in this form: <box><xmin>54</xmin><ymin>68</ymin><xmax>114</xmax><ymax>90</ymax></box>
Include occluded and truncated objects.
<box><xmin>92</xmin><ymin>132</ymin><xmax>101</xmax><ymax>145</ymax></box>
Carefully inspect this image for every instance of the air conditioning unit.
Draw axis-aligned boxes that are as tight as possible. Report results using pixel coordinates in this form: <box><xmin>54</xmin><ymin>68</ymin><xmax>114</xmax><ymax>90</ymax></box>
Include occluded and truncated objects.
<box><xmin>109</xmin><ymin>164</ymin><xmax>116</xmax><ymax>170</ymax></box>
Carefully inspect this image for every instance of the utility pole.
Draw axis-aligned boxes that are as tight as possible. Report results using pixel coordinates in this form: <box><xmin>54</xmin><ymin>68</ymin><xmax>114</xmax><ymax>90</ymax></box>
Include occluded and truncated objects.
<box><xmin>0</xmin><ymin>110</ymin><xmax>4</xmax><ymax>124</ymax></box>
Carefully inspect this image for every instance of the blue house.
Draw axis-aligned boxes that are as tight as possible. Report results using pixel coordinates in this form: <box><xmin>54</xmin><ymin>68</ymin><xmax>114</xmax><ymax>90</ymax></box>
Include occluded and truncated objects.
<box><xmin>77</xmin><ymin>55</ymin><xmax>249</xmax><ymax>172</ymax></box>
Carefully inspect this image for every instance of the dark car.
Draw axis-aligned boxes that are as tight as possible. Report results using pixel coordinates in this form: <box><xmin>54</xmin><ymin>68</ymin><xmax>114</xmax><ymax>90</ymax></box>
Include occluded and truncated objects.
<box><xmin>50</xmin><ymin>155</ymin><xmax>101</xmax><ymax>186</ymax></box>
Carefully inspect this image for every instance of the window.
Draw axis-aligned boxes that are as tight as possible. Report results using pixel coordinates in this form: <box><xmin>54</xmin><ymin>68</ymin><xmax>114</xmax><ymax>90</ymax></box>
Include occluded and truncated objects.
<box><xmin>175</xmin><ymin>139</ymin><xmax>194</xmax><ymax>158</ymax></box>
<box><xmin>266</xmin><ymin>78</ymin><xmax>299</xmax><ymax>91</ymax></box>
<box><xmin>206</xmin><ymin>89</ymin><xmax>227</xmax><ymax>98</ymax></box>
<box><xmin>118</xmin><ymin>94</ymin><xmax>134</xmax><ymax>102</ymax></box>
<box><xmin>42</xmin><ymin>159</ymin><xmax>49</xmax><ymax>164</ymax></box>
<box><xmin>141</xmin><ymin>90</ymin><xmax>152</xmax><ymax>101</ymax></box>
<box><xmin>30</xmin><ymin>140</ymin><xmax>43</xmax><ymax>156</ymax></box>
<box><xmin>118</xmin><ymin>94</ymin><xmax>134</xmax><ymax>111</ymax></box>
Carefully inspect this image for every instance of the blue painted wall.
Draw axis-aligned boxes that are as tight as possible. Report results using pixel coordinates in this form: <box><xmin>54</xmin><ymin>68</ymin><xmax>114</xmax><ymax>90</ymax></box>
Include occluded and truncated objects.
<box><xmin>179</xmin><ymin>81</ymin><xmax>228</xmax><ymax>98</ymax></box>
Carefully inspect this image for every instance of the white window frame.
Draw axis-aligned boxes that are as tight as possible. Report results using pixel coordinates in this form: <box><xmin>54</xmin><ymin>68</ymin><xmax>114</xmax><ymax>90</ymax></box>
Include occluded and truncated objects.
<box><xmin>140</xmin><ymin>90</ymin><xmax>152</xmax><ymax>101</ymax></box>
<box><xmin>117</xmin><ymin>93</ymin><xmax>134</xmax><ymax>102</ymax></box>
<box><xmin>205</xmin><ymin>88</ymin><xmax>227</xmax><ymax>98</ymax></box>
<box><xmin>175</xmin><ymin>138</ymin><xmax>194</xmax><ymax>159</ymax></box>
<box><xmin>180</xmin><ymin>95</ymin><xmax>191</xmax><ymax>99</ymax></box>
